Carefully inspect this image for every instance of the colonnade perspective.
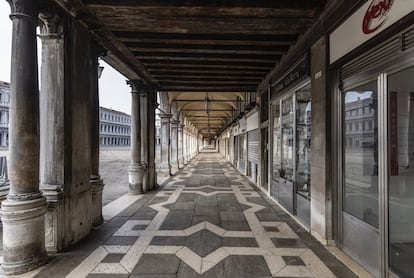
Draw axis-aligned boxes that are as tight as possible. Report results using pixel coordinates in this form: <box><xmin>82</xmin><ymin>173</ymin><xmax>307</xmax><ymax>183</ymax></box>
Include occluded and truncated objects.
<box><xmin>156</xmin><ymin>93</ymin><xmax>200</xmax><ymax>177</ymax></box>
<box><xmin>0</xmin><ymin>0</ymin><xmax>199</xmax><ymax>275</ymax></box>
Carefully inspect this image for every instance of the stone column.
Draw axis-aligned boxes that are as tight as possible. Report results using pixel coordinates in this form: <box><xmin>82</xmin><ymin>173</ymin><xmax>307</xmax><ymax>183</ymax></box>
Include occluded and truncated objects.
<box><xmin>1</xmin><ymin>0</ymin><xmax>48</xmax><ymax>274</ymax></box>
<box><xmin>127</xmin><ymin>80</ymin><xmax>144</xmax><ymax>194</ymax></box>
<box><xmin>170</xmin><ymin>120</ymin><xmax>179</xmax><ymax>174</ymax></box>
<box><xmin>147</xmin><ymin>88</ymin><xmax>157</xmax><ymax>190</ymax></box>
<box><xmin>178</xmin><ymin>123</ymin><xmax>184</xmax><ymax>168</ymax></box>
<box><xmin>38</xmin><ymin>10</ymin><xmax>65</xmax><ymax>252</ymax></box>
<box><xmin>140</xmin><ymin>87</ymin><xmax>149</xmax><ymax>192</ymax></box>
<box><xmin>90</xmin><ymin>45</ymin><xmax>105</xmax><ymax>226</ymax></box>
<box><xmin>159</xmin><ymin>113</ymin><xmax>172</xmax><ymax>176</ymax></box>
<box><xmin>183</xmin><ymin>126</ymin><xmax>188</xmax><ymax>165</ymax></box>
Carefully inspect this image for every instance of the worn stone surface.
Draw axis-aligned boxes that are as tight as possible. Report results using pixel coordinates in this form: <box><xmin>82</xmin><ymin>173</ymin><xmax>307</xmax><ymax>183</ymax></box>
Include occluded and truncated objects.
<box><xmin>32</xmin><ymin>152</ymin><xmax>357</xmax><ymax>278</ymax></box>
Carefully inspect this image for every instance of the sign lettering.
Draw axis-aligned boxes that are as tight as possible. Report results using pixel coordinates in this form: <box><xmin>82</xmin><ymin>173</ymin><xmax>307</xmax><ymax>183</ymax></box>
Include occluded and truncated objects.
<box><xmin>362</xmin><ymin>0</ymin><xmax>393</xmax><ymax>34</ymax></box>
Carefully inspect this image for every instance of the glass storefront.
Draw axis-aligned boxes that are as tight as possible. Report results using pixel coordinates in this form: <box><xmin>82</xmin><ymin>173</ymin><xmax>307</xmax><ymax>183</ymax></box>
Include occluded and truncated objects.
<box><xmin>340</xmin><ymin>65</ymin><xmax>414</xmax><ymax>277</ymax></box>
<box><xmin>239</xmin><ymin>133</ymin><xmax>246</xmax><ymax>173</ymax></box>
<box><xmin>270</xmin><ymin>82</ymin><xmax>311</xmax><ymax>226</ymax></box>
<box><xmin>271</xmin><ymin>102</ymin><xmax>281</xmax><ymax>199</ymax></box>
<box><xmin>343</xmin><ymin>81</ymin><xmax>379</xmax><ymax>228</ymax></box>
<box><xmin>387</xmin><ymin>66</ymin><xmax>414</xmax><ymax>277</ymax></box>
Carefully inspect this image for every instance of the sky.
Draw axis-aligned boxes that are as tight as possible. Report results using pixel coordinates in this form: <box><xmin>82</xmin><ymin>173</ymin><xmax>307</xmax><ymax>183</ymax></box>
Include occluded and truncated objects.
<box><xmin>0</xmin><ymin>1</ymin><xmax>131</xmax><ymax>114</ymax></box>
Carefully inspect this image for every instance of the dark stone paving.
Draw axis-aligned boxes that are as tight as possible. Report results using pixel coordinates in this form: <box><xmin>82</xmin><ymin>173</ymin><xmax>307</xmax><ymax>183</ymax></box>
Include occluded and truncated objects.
<box><xmin>32</xmin><ymin>152</ymin><xmax>358</xmax><ymax>278</ymax></box>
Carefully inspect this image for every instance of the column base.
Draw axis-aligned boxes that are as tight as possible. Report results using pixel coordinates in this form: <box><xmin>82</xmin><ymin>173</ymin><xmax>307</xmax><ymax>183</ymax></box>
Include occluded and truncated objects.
<box><xmin>170</xmin><ymin>162</ymin><xmax>179</xmax><ymax>175</ymax></box>
<box><xmin>41</xmin><ymin>184</ymin><xmax>64</xmax><ymax>253</ymax></box>
<box><xmin>141</xmin><ymin>164</ymin><xmax>149</xmax><ymax>193</ymax></box>
<box><xmin>128</xmin><ymin>164</ymin><xmax>145</xmax><ymax>195</ymax></box>
<box><xmin>90</xmin><ymin>175</ymin><xmax>105</xmax><ymax>226</ymax></box>
<box><xmin>1</xmin><ymin>195</ymin><xmax>48</xmax><ymax>275</ymax></box>
<box><xmin>158</xmin><ymin>164</ymin><xmax>172</xmax><ymax>177</ymax></box>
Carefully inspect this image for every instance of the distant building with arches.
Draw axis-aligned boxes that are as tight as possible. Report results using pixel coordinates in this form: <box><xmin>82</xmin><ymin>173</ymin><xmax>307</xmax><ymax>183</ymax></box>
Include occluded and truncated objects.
<box><xmin>0</xmin><ymin>82</ymin><xmax>131</xmax><ymax>148</ymax></box>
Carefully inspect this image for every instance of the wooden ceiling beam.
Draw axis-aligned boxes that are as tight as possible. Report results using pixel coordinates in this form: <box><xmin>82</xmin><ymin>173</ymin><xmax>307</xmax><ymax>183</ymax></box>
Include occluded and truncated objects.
<box><xmin>97</xmin><ymin>16</ymin><xmax>314</xmax><ymax>35</ymax></box>
<box><xmin>160</xmin><ymin>87</ymin><xmax>257</xmax><ymax>92</ymax></box>
<box><xmin>147</xmin><ymin>64</ymin><xmax>271</xmax><ymax>71</ymax></box>
<box><xmin>153</xmin><ymin>75</ymin><xmax>263</xmax><ymax>80</ymax></box>
<box><xmin>157</xmin><ymin>76</ymin><xmax>262</xmax><ymax>84</ymax></box>
<box><xmin>176</xmin><ymin>99</ymin><xmax>238</xmax><ymax>102</ymax></box>
<box><xmin>114</xmin><ymin>32</ymin><xmax>298</xmax><ymax>46</ymax></box>
<box><xmin>134</xmin><ymin>52</ymin><xmax>279</xmax><ymax>61</ymax></box>
<box><xmin>129</xmin><ymin>47</ymin><xmax>284</xmax><ymax>56</ymax></box>
<box><xmin>136</xmin><ymin>56</ymin><xmax>278</xmax><ymax>67</ymax></box>
<box><xmin>160</xmin><ymin>81</ymin><xmax>258</xmax><ymax>86</ymax></box>
<box><xmin>86</xmin><ymin>0</ymin><xmax>324</xmax><ymax>10</ymax></box>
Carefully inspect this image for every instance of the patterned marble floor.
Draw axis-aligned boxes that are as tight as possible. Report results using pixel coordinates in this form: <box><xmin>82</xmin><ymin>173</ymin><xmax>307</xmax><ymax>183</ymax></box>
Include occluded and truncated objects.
<box><xmin>35</xmin><ymin>152</ymin><xmax>357</xmax><ymax>278</ymax></box>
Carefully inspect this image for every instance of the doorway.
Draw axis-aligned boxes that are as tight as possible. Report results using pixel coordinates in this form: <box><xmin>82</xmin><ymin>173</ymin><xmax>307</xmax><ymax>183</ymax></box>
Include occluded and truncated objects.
<box><xmin>339</xmin><ymin>65</ymin><xmax>414</xmax><ymax>277</ymax></box>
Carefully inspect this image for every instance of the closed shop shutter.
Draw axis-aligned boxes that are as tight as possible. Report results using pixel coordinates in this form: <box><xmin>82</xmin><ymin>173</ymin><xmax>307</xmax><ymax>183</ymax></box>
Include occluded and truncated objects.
<box><xmin>247</xmin><ymin>129</ymin><xmax>259</xmax><ymax>164</ymax></box>
<box><xmin>340</xmin><ymin>27</ymin><xmax>414</xmax><ymax>84</ymax></box>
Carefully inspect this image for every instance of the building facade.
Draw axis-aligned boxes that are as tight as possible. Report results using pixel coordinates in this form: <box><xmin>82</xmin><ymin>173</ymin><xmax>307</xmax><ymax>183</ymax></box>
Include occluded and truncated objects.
<box><xmin>99</xmin><ymin>107</ymin><xmax>131</xmax><ymax>146</ymax></box>
<box><xmin>0</xmin><ymin>81</ymin><xmax>10</xmax><ymax>147</ymax></box>
<box><xmin>0</xmin><ymin>87</ymin><xmax>131</xmax><ymax>148</ymax></box>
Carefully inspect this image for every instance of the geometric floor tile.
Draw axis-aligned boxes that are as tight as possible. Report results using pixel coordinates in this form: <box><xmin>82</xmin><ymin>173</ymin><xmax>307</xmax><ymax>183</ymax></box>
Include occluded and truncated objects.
<box><xmin>59</xmin><ymin>152</ymin><xmax>357</xmax><ymax>278</ymax></box>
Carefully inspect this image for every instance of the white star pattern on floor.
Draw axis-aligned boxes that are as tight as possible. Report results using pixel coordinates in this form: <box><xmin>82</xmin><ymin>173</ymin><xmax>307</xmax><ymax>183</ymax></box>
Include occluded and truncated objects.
<box><xmin>66</xmin><ymin>154</ymin><xmax>336</xmax><ymax>278</ymax></box>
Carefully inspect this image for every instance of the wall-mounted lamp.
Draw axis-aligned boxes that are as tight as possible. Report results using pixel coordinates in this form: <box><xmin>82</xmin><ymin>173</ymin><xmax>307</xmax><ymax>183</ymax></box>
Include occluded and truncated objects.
<box><xmin>98</xmin><ymin>65</ymin><xmax>104</xmax><ymax>79</ymax></box>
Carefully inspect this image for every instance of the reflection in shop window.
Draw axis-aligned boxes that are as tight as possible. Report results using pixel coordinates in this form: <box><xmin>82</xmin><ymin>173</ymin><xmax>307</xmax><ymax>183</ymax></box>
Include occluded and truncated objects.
<box><xmin>296</xmin><ymin>88</ymin><xmax>311</xmax><ymax>199</ymax></box>
<box><xmin>388</xmin><ymin>66</ymin><xmax>414</xmax><ymax>277</ymax></box>
<box><xmin>343</xmin><ymin>82</ymin><xmax>378</xmax><ymax>228</ymax></box>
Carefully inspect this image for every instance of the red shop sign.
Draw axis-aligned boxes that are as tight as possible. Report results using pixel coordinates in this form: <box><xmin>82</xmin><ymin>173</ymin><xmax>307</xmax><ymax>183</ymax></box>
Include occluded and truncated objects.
<box><xmin>363</xmin><ymin>0</ymin><xmax>394</xmax><ymax>34</ymax></box>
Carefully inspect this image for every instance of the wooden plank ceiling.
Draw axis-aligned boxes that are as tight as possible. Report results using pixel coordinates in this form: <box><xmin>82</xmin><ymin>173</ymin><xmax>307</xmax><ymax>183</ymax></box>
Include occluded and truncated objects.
<box><xmin>55</xmin><ymin>0</ymin><xmax>326</xmax><ymax>137</ymax></box>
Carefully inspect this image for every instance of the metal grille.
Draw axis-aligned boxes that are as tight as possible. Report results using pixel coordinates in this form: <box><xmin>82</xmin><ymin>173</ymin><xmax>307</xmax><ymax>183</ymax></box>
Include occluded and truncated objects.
<box><xmin>247</xmin><ymin>129</ymin><xmax>259</xmax><ymax>164</ymax></box>
<box><xmin>402</xmin><ymin>27</ymin><xmax>414</xmax><ymax>51</ymax></box>
<box><xmin>340</xmin><ymin>36</ymin><xmax>401</xmax><ymax>81</ymax></box>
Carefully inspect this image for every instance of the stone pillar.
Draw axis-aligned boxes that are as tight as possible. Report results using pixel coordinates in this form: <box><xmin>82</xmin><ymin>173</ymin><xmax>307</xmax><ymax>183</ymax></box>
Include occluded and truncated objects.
<box><xmin>127</xmin><ymin>80</ymin><xmax>144</xmax><ymax>194</ymax></box>
<box><xmin>90</xmin><ymin>46</ymin><xmax>105</xmax><ymax>226</ymax></box>
<box><xmin>147</xmin><ymin>88</ymin><xmax>157</xmax><ymax>190</ymax></box>
<box><xmin>310</xmin><ymin>37</ymin><xmax>332</xmax><ymax>244</ymax></box>
<box><xmin>38</xmin><ymin>10</ymin><xmax>65</xmax><ymax>252</ymax></box>
<box><xmin>1</xmin><ymin>0</ymin><xmax>48</xmax><ymax>274</ymax></box>
<box><xmin>159</xmin><ymin>113</ymin><xmax>172</xmax><ymax>176</ymax></box>
<box><xmin>183</xmin><ymin>126</ymin><xmax>188</xmax><ymax>165</ymax></box>
<box><xmin>140</xmin><ymin>87</ymin><xmax>149</xmax><ymax>192</ymax></box>
<box><xmin>178</xmin><ymin>123</ymin><xmax>184</xmax><ymax>168</ymax></box>
<box><xmin>170</xmin><ymin>120</ymin><xmax>179</xmax><ymax>174</ymax></box>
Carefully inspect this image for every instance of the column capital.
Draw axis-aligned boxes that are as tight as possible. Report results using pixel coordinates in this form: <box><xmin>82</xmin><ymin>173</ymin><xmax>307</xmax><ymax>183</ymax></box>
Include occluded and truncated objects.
<box><xmin>159</xmin><ymin>112</ymin><xmax>172</xmax><ymax>119</ymax></box>
<box><xmin>38</xmin><ymin>9</ymin><xmax>62</xmax><ymax>37</ymax></box>
<box><xmin>126</xmin><ymin>79</ymin><xmax>144</xmax><ymax>94</ymax></box>
<box><xmin>170</xmin><ymin>120</ymin><xmax>180</xmax><ymax>129</ymax></box>
<box><xmin>6</xmin><ymin>0</ymin><xmax>38</xmax><ymax>20</ymax></box>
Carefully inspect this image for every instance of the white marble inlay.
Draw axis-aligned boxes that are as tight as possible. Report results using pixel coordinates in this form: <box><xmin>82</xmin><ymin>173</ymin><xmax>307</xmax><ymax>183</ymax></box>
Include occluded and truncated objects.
<box><xmin>92</xmin><ymin>263</ymin><xmax>129</xmax><ymax>274</ymax></box>
<box><xmin>176</xmin><ymin>247</ymin><xmax>202</xmax><ymax>273</ymax></box>
<box><xmin>301</xmin><ymin>249</ymin><xmax>336</xmax><ymax>278</ymax></box>
<box><xmin>66</xmin><ymin>246</ymin><xmax>108</xmax><ymax>278</ymax></box>
<box><xmin>103</xmin><ymin>245</ymin><xmax>131</xmax><ymax>254</ymax></box>
<box><xmin>102</xmin><ymin>194</ymin><xmax>143</xmax><ymax>221</ymax></box>
<box><xmin>66</xmin><ymin>154</ymin><xmax>337</xmax><ymax>278</ymax></box>
<box><xmin>274</xmin><ymin>265</ymin><xmax>314</xmax><ymax>277</ymax></box>
<box><xmin>264</xmin><ymin>255</ymin><xmax>287</xmax><ymax>276</ymax></box>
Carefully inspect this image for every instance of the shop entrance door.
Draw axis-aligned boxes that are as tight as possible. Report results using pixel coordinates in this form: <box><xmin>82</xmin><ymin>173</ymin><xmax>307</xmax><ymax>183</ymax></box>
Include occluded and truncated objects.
<box><xmin>279</xmin><ymin>96</ymin><xmax>295</xmax><ymax>213</ymax></box>
<box><xmin>387</xmin><ymin>66</ymin><xmax>414</xmax><ymax>278</ymax></box>
<box><xmin>341</xmin><ymin>80</ymin><xmax>380</xmax><ymax>277</ymax></box>
<box><xmin>261</xmin><ymin>128</ymin><xmax>269</xmax><ymax>190</ymax></box>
